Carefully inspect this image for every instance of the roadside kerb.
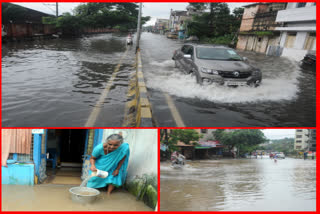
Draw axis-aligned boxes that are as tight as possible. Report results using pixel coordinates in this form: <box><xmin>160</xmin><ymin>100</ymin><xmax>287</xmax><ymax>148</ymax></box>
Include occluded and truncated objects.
<box><xmin>123</xmin><ymin>50</ymin><xmax>153</xmax><ymax>127</ymax></box>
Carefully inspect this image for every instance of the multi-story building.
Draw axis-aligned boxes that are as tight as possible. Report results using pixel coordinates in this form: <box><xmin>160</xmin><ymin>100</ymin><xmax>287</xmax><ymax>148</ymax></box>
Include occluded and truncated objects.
<box><xmin>154</xmin><ymin>18</ymin><xmax>169</xmax><ymax>35</ymax></box>
<box><xmin>294</xmin><ymin>129</ymin><xmax>310</xmax><ymax>151</ymax></box>
<box><xmin>273</xmin><ymin>2</ymin><xmax>316</xmax><ymax>61</ymax></box>
<box><xmin>168</xmin><ymin>6</ymin><xmax>203</xmax><ymax>39</ymax></box>
<box><xmin>169</xmin><ymin>10</ymin><xmax>188</xmax><ymax>32</ymax></box>
<box><xmin>308</xmin><ymin>129</ymin><xmax>316</xmax><ymax>152</ymax></box>
<box><xmin>237</xmin><ymin>3</ymin><xmax>287</xmax><ymax>53</ymax></box>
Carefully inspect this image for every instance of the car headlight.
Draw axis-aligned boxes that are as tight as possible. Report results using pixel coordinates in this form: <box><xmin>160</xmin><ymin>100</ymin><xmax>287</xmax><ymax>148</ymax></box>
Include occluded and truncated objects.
<box><xmin>200</xmin><ymin>67</ymin><xmax>219</xmax><ymax>75</ymax></box>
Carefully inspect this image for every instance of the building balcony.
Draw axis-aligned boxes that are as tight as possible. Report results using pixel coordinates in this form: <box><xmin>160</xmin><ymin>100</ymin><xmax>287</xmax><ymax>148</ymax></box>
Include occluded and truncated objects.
<box><xmin>276</xmin><ymin>6</ymin><xmax>316</xmax><ymax>23</ymax></box>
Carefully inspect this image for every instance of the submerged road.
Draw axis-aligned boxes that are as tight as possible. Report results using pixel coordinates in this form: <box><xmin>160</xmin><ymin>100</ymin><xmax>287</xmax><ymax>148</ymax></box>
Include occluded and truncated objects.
<box><xmin>160</xmin><ymin>158</ymin><xmax>316</xmax><ymax>211</ymax></box>
<box><xmin>2</xmin><ymin>34</ymin><xmax>136</xmax><ymax>127</ymax></box>
<box><xmin>2</xmin><ymin>32</ymin><xmax>316</xmax><ymax>127</ymax></box>
<box><xmin>140</xmin><ymin>33</ymin><xmax>316</xmax><ymax>127</ymax></box>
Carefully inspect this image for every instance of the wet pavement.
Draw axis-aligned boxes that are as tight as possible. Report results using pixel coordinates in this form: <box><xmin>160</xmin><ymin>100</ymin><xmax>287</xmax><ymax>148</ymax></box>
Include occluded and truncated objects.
<box><xmin>160</xmin><ymin>158</ymin><xmax>316</xmax><ymax>211</ymax></box>
<box><xmin>2</xmin><ymin>184</ymin><xmax>152</xmax><ymax>211</ymax></box>
<box><xmin>2</xmin><ymin>34</ymin><xmax>136</xmax><ymax>127</ymax></box>
<box><xmin>140</xmin><ymin>33</ymin><xmax>316</xmax><ymax>127</ymax></box>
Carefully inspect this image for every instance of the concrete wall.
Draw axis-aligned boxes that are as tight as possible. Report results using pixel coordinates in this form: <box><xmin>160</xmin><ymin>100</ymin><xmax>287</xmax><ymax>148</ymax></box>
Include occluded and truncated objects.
<box><xmin>101</xmin><ymin>129</ymin><xmax>158</xmax><ymax>180</ymax></box>
<box><xmin>4</xmin><ymin>23</ymin><xmax>56</xmax><ymax>38</ymax></box>
<box><xmin>240</xmin><ymin>4</ymin><xmax>269</xmax><ymax>32</ymax></box>
<box><xmin>237</xmin><ymin>35</ymin><xmax>279</xmax><ymax>54</ymax></box>
<box><xmin>237</xmin><ymin>35</ymin><xmax>248</xmax><ymax>50</ymax></box>
<box><xmin>276</xmin><ymin>5</ymin><xmax>316</xmax><ymax>23</ymax></box>
<box><xmin>2</xmin><ymin>163</ymin><xmax>35</xmax><ymax>185</ymax></box>
<box><xmin>101</xmin><ymin>129</ymin><xmax>158</xmax><ymax>209</ymax></box>
<box><xmin>294</xmin><ymin>129</ymin><xmax>309</xmax><ymax>150</ymax></box>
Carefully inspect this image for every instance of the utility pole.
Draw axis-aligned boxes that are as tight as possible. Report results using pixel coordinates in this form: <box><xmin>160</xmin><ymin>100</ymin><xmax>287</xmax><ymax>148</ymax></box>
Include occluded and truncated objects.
<box><xmin>56</xmin><ymin>3</ymin><xmax>58</xmax><ymax>17</ymax></box>
<box><xmin>136</xmin><ymin>3</ymin><xmax>142</xmax><ymax>52</ymax></box>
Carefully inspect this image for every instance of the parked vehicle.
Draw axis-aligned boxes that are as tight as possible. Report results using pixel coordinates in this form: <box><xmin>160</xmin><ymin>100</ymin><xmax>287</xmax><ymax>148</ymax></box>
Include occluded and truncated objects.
<box><xmin>172</xmin><ymin>44</ymin><xmax>262</xmax><ymax>87</ymax></box>
<box><xmin>275</xmin><ymin>152</ymin><xmax>285</xmax><ymax>159</ymax></box>
<box><xmin>167</xmin><ymin>32</ymin><xmax>178</xmax><ymax>39</ymax></box>
<box><xmin>301</xmin><ymin>53</ymin><xmax>316</xmax><ymax>72</ymax></box>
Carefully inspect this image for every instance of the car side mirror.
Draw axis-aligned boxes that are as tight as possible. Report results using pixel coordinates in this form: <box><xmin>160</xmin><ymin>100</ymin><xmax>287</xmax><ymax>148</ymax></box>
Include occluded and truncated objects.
<box><xmin>243</xmin><ymin>57</ymin><xmax>248</xmax><ymax>62</ymax></box>
<box><xmin>184</xmin><ymin>54</ymin><xmax>192</xmax><ymax>59</ymax></box>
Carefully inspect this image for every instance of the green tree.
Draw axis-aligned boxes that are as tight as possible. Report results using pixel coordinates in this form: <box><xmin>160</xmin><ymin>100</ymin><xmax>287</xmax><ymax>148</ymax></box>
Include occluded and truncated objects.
<box><xmin>49</xmin><ymin>3</ymin><xmax>150</xmax><ymax>35</ymax></box>
<box><xmin>263</xmin><ymin>138</ymin><xmax>295</xmax><ymax>155</ymax></box>
<box><xmin>187</xmin><ymin>3</ymin><xmax>244</xmax><ymax>46</ymax></box>
<box><xmin>213</xmin><ymin>130</ymin><xmax>267</xmax><ymax>155</ymax></box>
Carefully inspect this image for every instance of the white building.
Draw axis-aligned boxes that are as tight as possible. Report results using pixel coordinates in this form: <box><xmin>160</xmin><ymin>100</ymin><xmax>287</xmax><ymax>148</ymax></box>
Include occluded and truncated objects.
<box><xmin>294</xmin><ymin>129</ymin><xmax>309</xmax><ymax>151</ymax></box>
<box><xmin>307</xmin><ymin>129</ymin><xmax>316</xmax><ymax>152</ymax></box>
<box><xmin>274</xmin><ymin>3</ymin><xmax>316</xmax><ymax>61</ymax></box>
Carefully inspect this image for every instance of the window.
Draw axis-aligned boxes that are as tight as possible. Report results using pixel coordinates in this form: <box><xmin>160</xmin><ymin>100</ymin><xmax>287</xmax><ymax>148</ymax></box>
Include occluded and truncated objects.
<box><xmin>284</xmin><ymin>32</ymin><xmax>296</xmax><ymax>48</ymax></box>
<box><xmin>196</xmin><ymin>47</ymin><xmax>242</xmax><ymax>61</ymax></box>
<box><xmin>296</xmin><ymin>140</ymin><xmax>302</xmax><ymax>143</ymax></box>
<box><xmin>186</xmin><ymin>46</ymin><xmax>194</xmax><ymax>56</ymax></box>
<box><xmin>297</xmin><ymin>3</ymin><xmax>306</xmax><ymax>8</ymax></box>
<box><xmin>297</xmin><ymin>130</ymin><xmax>302</xmax><ymax>132</ymax></box>
<box><xmin>296</xmin><ymin>135</ymin><xmax>302</xmax><ymax>138</ymax></box>
<box><xmin>296</xmin><ymin>146</ymin><xmax>301</xmax><ymax>149</ymax></box>
<box><xmin>304</xmin><ymin>33</ymin><xmax>316</xmax><ymax>50</ymax></box>
<box><xmin>181</xmin><ymin>45</ymin><xmax>189</xmax><ymax>54</ymax></box>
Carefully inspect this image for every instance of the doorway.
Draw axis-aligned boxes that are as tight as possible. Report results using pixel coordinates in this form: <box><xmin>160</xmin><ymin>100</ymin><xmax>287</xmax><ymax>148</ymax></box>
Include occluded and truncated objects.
<box><xmin>44</xmin><ymin>129</ymin><xmax>88</xmax><ymax>185</ymax></box>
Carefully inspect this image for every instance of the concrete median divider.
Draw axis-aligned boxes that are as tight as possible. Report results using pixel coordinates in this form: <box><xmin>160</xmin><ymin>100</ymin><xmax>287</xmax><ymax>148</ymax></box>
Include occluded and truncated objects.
<box><xmin>123</xmin><ymin>49</ymin><xmax>154</xmax><ymax>127</ymax></box>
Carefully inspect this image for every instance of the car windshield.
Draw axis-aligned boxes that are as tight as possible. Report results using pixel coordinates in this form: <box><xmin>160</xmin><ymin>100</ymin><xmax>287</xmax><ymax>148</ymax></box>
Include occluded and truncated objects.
<box><xmin>196</xmin><ymin>47</ymin><xmax>242</xmax><ymax>61</ymax></box>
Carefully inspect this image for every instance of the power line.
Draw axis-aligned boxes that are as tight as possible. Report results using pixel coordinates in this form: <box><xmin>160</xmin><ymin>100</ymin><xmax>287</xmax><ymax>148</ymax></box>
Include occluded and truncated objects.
<box><xmin>42</xmin><ymin>3</ymin><xmax>56</xmax><ymax>15</ymax></box>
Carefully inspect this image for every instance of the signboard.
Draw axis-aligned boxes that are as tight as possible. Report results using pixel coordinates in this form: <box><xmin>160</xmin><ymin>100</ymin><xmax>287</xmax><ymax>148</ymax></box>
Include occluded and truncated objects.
<box><xmin>32</xmin><ymin>129</ymin><xmax>44</xmax><ymax>134</ymax></box>
<box><xmin>198</xmin><ymin>141</ymin><xmax>220</xmax><ymax>148</ymax></box>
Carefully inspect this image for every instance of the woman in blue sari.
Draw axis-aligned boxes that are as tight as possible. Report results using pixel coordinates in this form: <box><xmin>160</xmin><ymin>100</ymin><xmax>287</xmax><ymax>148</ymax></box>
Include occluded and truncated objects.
<box><xmin>87</xmin><ymin>134</ymin><xmax>130</xmax><ymax>195</ymax></box>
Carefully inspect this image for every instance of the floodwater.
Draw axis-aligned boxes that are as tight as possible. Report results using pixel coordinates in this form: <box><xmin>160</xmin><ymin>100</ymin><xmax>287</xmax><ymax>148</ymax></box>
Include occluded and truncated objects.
<box><xmin>140</xmin><ymin>33</ymin><xmax>316</xmax><ymax>127</ymax></box>
<box><xmin>2</xmin><ymin>34</ymin><xmax>136</xmax><ymax>127</ymax></box>
<box><xmin>160</xmin><ymin>158</ymin><xmax>316</xmax><ymax>211</ymax></box>
<box><xmin>2</xmin><ymin>184</ymin><xmax>152</xmax><ymax>211</ymax></box>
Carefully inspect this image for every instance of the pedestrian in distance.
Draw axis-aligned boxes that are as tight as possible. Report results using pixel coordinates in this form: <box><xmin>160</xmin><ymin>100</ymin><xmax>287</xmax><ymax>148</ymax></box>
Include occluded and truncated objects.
<box><xmin>304</xmin><ymin>152</ymin><xmax>308</xmax><ymax>160</ymax></box>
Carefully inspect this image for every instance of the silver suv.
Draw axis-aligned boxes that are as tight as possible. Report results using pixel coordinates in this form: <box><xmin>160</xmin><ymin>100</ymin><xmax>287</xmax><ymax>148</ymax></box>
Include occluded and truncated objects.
<box><xmin>172</xmin><ymin>44</ymin><xmax>262</xmax><ymax>86</ymax></box>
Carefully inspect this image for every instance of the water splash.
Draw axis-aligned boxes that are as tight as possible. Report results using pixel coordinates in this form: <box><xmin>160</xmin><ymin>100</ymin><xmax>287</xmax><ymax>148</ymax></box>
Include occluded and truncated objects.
<box><xmin>80</xmin><ymin>175</ymin><xmax>93</xmax><ymax>187</ymax></box>
<box><xmin>145</xmin><ymin>57</ymin><xmax>301</xmax><ymax>103</ymax></box>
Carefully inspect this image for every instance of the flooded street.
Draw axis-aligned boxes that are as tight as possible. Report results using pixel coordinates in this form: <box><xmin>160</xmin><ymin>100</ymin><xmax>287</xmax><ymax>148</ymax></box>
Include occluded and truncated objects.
<box><xmin>140</xmin><ymin>33</ymin><xmax>316</xmax><ymax>127</ymax></box>
<box><xmin>2</xmin><ymin>184</ymin><xmax>152</xmax><ymax>211</ymax></box>
<box><xmin>160</xmin><ymin>158</ymin><xmax>316</xmax><ymax>211</ymax></box>
<box><xmin>2</xmin><ymin>32</ymin><xmax>316</xmax><ymax>127</ymax></box>
<box><xmin>2</xmin><ymin>34</ymin><xmax>136</xmax><ymax>127</ymax></box>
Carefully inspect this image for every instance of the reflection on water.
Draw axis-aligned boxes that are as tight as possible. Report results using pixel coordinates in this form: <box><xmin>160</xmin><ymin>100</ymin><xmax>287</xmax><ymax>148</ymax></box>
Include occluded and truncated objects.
<box><xmin>2</xmin><ymin>184</ymin><xmax>152</xmax><ymax>211</ymax></box>
<box><xmin>2</xmin><ymin>34</ymin><xmax>136</xmax><ymax>127</ymax></box>
<box><xmin>160</xmin><ymin>158</ymin><xmax>316</xmax><ymax>211</ymax></box>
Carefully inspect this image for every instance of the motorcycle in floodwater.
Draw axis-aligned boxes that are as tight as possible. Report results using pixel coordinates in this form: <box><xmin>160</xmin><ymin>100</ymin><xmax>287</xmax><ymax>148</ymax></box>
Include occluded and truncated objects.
<box><xmin>171</xmin><ymin>157</ymin><xmax>185</xmax><ymax>169</ymax></box>
<box><xmin>126</xmin><ymin>36</ymin><xmax>133</xmax><ymax>45</ymax></box>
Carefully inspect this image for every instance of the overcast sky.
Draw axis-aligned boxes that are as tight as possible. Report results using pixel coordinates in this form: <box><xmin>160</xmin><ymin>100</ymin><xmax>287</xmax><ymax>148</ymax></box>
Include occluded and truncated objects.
<box><xmin>262</xmin><ymin>129</ymin><xmax>296</xmax><ymax>140</ymax></box>
<box><xmin>13</xmin><ymin>2</ymin><xmax>247</xmax><ymax>25</ymax></box>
